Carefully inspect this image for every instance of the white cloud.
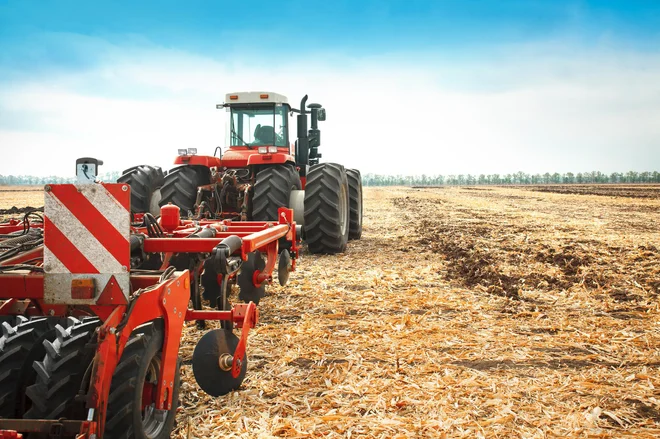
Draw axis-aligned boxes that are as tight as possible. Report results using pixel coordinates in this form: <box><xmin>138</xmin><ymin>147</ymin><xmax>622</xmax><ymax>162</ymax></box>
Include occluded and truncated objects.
<box><xmin>1</xmin><ymin>38</ymin><xmax>659</xmax><ymax>177</ymax></box>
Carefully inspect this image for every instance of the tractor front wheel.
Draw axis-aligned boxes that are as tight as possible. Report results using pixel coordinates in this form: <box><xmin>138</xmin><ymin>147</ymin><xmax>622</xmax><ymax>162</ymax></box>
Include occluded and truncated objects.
<box><xmin>252</xmin><ymin>165</ymin><xmax>301</xmax><ymax>221</ymax></box>
<box><xmin>303</xmin><ymin>163</ymin><xmax>350</xmax><ymax>254</ymax></box>
<box><xmin>159</xmin><ymin>166</ymin><xmax>210</xmax><ymax>216</ymax></box>
<box><xmin>117</xmin><ymin>165</ymin><xmax>164</xmax><ymax>215</ymax></box>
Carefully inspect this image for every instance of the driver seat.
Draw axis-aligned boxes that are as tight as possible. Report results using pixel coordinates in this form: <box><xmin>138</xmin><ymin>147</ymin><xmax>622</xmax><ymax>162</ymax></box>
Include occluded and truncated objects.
<box><xmin>254</xmin><ymin>125</ymin><xmax>275</xmax><ymax>144</ymax></box>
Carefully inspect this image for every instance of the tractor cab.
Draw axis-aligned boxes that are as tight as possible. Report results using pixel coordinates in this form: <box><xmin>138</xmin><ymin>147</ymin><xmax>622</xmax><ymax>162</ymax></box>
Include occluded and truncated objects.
<box><xmin>220</xmin><ymin>92</ymin><xmax>291</xmax><ymax>150</ymax></box>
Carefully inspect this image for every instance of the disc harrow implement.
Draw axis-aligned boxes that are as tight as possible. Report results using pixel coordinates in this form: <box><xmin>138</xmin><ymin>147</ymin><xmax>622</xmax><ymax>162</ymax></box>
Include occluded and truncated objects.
<box><xmin>0</xmin><ymin>163</ymin><xmax>299</xmax><ymax>438</ymax></box>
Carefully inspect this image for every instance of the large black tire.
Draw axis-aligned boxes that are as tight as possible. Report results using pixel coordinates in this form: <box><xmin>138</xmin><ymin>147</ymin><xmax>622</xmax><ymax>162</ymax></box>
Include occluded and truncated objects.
<box><xmin>252</xmin><ymin>165</ymin><xmax>301</xmax><ymax>221</ymax></box>
<box><xmin>158</xmin><ymin>166</ymin><xmax>210</xmax><ymax>215</ymax></box>
<box><xmin>346</xmin><ymin>169</ymin><xmax>363</xmax><ymax>240</ymax></box>
<box><xmin>0</xmin><ymin>317</ymin><xmax>58</xmax><ymax>418</ymax></box>
<box><xmin>105</xmin><ymin>321</ymin><xmax>180</xmax><ymax>439</ymax></box>
<box><xmin>25</xmin><ymin>317</ymin><xmax>101</xmax><ymax>420</ymax></box>
<box><xmin>303</xmin><ymin>163</ymin><xmax>350</xmax><ymax>254</ymax></box>
<box><xmin>118</xmin><ymin>165</ymin><xmax>165</xmax><ymax>214</ymax></box>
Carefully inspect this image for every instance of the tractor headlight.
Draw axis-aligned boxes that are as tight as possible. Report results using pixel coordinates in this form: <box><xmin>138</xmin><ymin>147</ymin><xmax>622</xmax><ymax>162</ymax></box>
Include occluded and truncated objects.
<box><xmin>178</xmin><ymin>149</ymin><xmax>187</xmax><ymax>156</ymax></box>
<box><xmin>258</xmin><ymin>146</ymin><xmax>268</xmax><ymax>154</ymax></box>
<box><xmin>268</xmin><ymin>146</ymin><xmax>278</xmax><ymax>153</ymax></box>
<box><xmin>188</xmin><ymin>148</ymin><xmax>197</xmax><ymax>155</ymax></box>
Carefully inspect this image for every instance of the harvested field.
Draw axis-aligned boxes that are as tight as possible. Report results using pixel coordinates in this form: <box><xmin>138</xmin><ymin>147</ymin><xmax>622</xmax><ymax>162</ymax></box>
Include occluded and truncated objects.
<box><xmin>1</xmin><ymin>185</ymin><xmax>660</xmax><ymax>438</ymax></box>
<box><xmin>0</xmin><ymin>186</ymin><xmax>43</xmax><ymax>218</ymax></box>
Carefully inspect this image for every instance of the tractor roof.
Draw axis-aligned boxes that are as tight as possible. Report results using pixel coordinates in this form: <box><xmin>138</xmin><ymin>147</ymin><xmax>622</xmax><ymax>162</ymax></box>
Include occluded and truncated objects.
<box><xmin>224</xmin><ymin>91</ymin><xmax>288</xmax><ymax>105</ymax></box>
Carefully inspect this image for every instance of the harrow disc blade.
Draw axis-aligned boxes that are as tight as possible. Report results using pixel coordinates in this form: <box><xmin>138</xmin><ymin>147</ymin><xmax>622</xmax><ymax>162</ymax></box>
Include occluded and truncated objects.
<box><xmin>192</xmin><ymin>329</ymin><xmax>247</xmax><ymax>397</ymax></box>
<box><xmin>277</xmin><ymin>249</ymin><xmax>291</xmax><ymax>286</ymax></box>
<box><xmin>237</xmin><ymin>251</ymin><xmax>266</xmax><ymax>305</ymax></box>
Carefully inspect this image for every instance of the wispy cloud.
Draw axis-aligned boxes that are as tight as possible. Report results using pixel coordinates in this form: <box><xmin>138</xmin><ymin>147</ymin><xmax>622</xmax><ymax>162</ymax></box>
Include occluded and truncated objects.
<box><xmin>1</xmin><ymin>33</ymin><xmax>659</xmax><ymax>176</ymax></box>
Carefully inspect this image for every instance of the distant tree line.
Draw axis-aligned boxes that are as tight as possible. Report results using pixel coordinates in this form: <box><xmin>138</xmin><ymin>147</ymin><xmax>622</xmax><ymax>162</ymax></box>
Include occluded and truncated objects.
<box><xmin>0</xmin><ymin>172</ymin><xmax>122</xmax><ymax>185</ymax></box>
<box><xmin>1</xmin><ymin>170</ymin><xmax>659</xmax><ymax>186</ymax></box>
<box><xmin>363</xmin><ymin>171</ymin><xmax>660</xmax><ymax>186</ymax></box>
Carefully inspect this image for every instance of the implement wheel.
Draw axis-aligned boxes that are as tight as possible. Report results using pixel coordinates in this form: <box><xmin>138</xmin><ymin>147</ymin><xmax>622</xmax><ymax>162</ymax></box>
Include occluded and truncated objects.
<box><xmin>252</xmin><ymin>165</ymin><xmax>301</xmax><ymax>221</ymax></box>
<box><xmin>24</xmin><ymin>317</ymin><xmax>101</xmax><ymax>420</ymax></box>
<box><xmin>118</xmin><ymin>165</ymin><xmax>165</xmax><ymax>215</ymax></box>
<box><xmin>159</xmin><ymin>165</ymin><xmax>210</xmax><ymax>215</ymax></box>
<box><xmin>346</xmin><ymin>168</ymin><xmax>363</xmax><ymax>240</ymax></box>
<box><xmin>0</xmin><ymin>317</ymin><xmax>58</xmax><ymax>418</ymax></box>
<box><xmin>105</xmin><ymin>320</ymin><xmax>180</xmax><ymax>439</ymax></box>
<box><xmin>303</xmin><ymin>163</ymin><xmax>350</xmax><ymax>254</ymax></box>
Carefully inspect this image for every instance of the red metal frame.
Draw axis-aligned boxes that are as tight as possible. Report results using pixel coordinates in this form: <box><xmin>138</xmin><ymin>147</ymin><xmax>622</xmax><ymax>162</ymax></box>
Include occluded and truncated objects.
<box><xmin>0</xmin><ymin>204</ymin><xmax>296</xmax><ymax>438</ymax></box>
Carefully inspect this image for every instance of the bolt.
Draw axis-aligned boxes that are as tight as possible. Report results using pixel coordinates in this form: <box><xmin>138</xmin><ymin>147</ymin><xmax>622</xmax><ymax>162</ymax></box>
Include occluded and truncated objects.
<box><xmin>122</xmin><ymin>185</ymin><xmax>128</xmax><ymax>191</ymax></box>
<box><xmin>218</xmin><ymin>353</ymin><xmax>234</xmax><ymax>371</ymax></box>
<box><xmin>173</xmin><ymin>307</ymin><xmax>177</xmax><ymax>313</ymax></box>
<box><xmin>167</xmin><ymin>288</ymin><xmax>171</xmax><ymax>295</ymax></box>
<box><xmin>48</xmin><ymin>309</ymin><xmax>55</xmax><ymax>316</ymax></box>
<box><xmin>109</xmin><ymin>327</ymin><xmax>116</xmax><ymax>334</ymax></box>
<box><xmin>44</xmin><ymin>185</ymin><xmax>51</xmax><ymax>192</ymax></box>
<box><xmin>163</xmin><ymin>298</ymin><xmax>166</xmax><ymax>305</ymax></box>
<box><xmin>122</xmin><ymin>265</ymin><xmax>128</xmax><ymax>272</ymax></box>
<box><xmin>179</xmin><ymin>312</ymin><xmax>182</xmax><ymax>318</ymax></box>
<box><xmin>177</xmin><ymin>280</ymin><xmax>180</xmax><ymax>287</ymax></box>
<box><xmin>170</xmin><ymin>381</ymin><xmax>173</xmax><ymax>387</ymax></box>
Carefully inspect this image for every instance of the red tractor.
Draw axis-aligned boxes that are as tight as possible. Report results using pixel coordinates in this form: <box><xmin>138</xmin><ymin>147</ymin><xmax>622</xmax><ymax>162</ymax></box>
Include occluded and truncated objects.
<box><xmin>118</xmin><ymin>92</ymin><xmax>363</xmax><ymax>307</ymax></box>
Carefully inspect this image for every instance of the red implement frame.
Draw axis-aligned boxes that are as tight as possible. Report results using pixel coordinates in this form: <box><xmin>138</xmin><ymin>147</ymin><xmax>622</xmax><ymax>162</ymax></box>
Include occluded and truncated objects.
<box><xmin>0</xmin><ymin>206</ymin><xmax>296</xmax><ymax>438</ymax></box>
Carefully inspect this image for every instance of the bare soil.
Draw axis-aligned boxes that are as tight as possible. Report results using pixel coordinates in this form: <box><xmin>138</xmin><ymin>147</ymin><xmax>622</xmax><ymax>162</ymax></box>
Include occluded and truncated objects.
<box><xmin>521</xmin><ymin>184</ymin><xmax>660</xmax><ymax>199</ymax></box>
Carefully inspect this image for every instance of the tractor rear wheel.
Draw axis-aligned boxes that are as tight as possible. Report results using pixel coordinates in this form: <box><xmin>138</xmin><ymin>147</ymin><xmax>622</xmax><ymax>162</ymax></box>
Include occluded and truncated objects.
<box><xmin>303</xmin><ymin>163</ymin><xmax>350</xmax><ymax>254</ymax></box>
<box><xmin>24</xmin><ymin>317</ymin><xmax>101</xmax><ymax>420</ymax></box>
<box><xmin>0</xmin><ymin>317</ymin><xmax>58</xmax><ymax>418</ymax></box>
<box><xmin>159</xmin><ymin>165</ymin><xmax>210</xmax><ymax>215</ymax></box>
<box><xmin>118</xmin><ymin>165</ymin><xmax>165</xmax><ymax>215</ymax></box>
<box><xmin>252</xmin><ymin>165</ymin><xmax>301</xmax><ymax>221</ymax></box>
<box><xmin>346</xmin><ymin>169</ymin><xmax>363</xmax><ymax>240</ymax></box>
<box><xmin>105</xmin><ymin>320</ymin><xmax>180</xmax><ymax>439</ymax></box>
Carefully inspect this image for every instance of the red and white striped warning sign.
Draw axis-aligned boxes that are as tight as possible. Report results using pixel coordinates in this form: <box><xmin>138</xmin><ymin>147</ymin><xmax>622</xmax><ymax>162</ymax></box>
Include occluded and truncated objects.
<box><xmin>43</xmin><ymin>183</ymin><xmax>130</xmax><ymax>304</ymax></box>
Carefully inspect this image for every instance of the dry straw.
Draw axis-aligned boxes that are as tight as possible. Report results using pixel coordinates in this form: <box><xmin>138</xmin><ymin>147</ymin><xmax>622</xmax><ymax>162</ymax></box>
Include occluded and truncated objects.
<box><xmin>172</xmin><ymin>185</ymin><xmax>660</xmax><ymax>438</ymax></box>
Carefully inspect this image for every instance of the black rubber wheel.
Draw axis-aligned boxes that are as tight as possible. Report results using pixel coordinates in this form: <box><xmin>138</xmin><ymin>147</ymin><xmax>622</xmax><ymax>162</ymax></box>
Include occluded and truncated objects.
<box><xmin>252</xmin><ymin>165</ymin><xmax>301</xmax><ymax>221</ymax></box>
<box><xmin>346</xmin><ymin>169</ymin><xmax>363</xmax><ymax>240</ymax></box>
<box><xmin>158</xmin><ymin>166</ymin><xmax>210</xmax><ymax>215</ymax></box>
<box><xmin>192</xmin><ymin>329</ymin><xmax>247</xmax><ymax>397</ymax></box>
<box><xmin>118</xmin><ymin>165</ymin><xmax>165</xmax><ymax>214</ymax></box>
<box><xmin>303</xmin><ymin>163</ymin><xmax>350</xmax><ymax>254</ymax></box>
<box><xmin>105</xmin><ymin>320</ymin><xmax>180</xmax><ymax>439</ymax></box>
<box><xmin>0</xmin><ymin>317</ymin><xmax>58</xmax><ymax>418</ymax></box>
<box><xmin>25</xmin><ymin>317</ymin><xmax>101</xmax><ymax>420</ymax></box>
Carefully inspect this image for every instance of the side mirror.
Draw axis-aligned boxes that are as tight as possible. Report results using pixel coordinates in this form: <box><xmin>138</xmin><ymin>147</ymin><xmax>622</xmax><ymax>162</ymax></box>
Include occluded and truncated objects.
<box><xmin>317</xmin><ymin>108</ymin><xmax>326</xmax><ymax>121</ymax></box>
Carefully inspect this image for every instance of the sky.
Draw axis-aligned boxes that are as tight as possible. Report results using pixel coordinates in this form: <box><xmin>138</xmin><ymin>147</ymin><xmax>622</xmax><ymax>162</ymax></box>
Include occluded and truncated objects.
<box><xmin>0</xmin><ymin>0</ymin><xmax>659</xmax><ymax>177</ymax></box>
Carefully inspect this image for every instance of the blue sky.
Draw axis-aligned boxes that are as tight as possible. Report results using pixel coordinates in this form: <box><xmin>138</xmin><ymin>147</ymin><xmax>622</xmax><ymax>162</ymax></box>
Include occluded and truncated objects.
<box><xmin>1</xmin><ymin>0</ymin><xmax>659</xmax><ymax>176</ymax></box>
